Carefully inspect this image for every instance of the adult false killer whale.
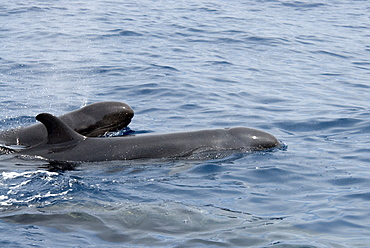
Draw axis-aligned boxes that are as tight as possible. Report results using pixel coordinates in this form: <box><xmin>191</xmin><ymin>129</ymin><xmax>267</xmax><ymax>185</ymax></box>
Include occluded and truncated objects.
<box><xmin>0</xmin><ymin>102</ymin><xmax>134</xmax><ymax>147</ymax></box>
<box><xmin>16</xmin><ymin>113</ymin><xmax>281</xmax><ymax>162</ymax></box>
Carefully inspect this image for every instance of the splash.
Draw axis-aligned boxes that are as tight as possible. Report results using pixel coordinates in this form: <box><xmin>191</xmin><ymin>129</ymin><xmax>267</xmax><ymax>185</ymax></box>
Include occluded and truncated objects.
<box><xmin>2</xmin><ymin>170</ymin><xmax>58</xmax><ymax>180</ymax></box>
<box><xmin>0</xmin><ymin>170</ymin><xmax>61</xmax><ymax>207</ymax></box>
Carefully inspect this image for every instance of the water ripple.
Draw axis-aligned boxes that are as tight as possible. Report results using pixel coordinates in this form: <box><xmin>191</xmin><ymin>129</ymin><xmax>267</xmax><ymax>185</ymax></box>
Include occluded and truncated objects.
<box><xmin>105</xmin><ymin>29</ymin><xmax>144</xmax><ymax>37</ymax></box>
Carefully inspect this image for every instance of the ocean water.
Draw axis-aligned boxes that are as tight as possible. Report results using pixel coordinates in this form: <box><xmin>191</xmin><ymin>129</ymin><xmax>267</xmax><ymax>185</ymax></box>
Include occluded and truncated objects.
<box><xmin>1</xmin><ymin>0</ymin><xmax>370</xmax><ymax>247</ymax></box>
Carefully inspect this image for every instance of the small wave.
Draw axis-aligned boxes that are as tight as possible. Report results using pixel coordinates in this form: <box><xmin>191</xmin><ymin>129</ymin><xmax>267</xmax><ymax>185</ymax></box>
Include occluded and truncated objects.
<box><xmin>147</xmin><ymin>63</ymin><xmax>179</xmax><ymax>72</ymax></box>
<box><xmin>104</xmin><ymin>29</ymin><xmax>143</xmax><ymax>37</ymax></box>
<box><xmin>281</xmin><ymin>1</ymin><xmax>326</xmax><ymax>9</ymax></box>
<box><xmin>1</xmin><ymin>170</ymin><xmax>58</xmax><ymax>180</ymax></box>
<box><xmin>2</xmin><ymin>170</ymin><xmax>58</xmax><ymax>180</ymax></box>
<box><xmin>352</xmin><ymin>61</ymin><xmax>370</xmax><ymax>71</ymax></box>
<box><xmin>92</xmin><ymin>65</ymin><xmax>128</xmax><ymax>75</ymax></box>
<box><xmin>1</xmin><ymin>189</ymin><xmax>71</xmax><ymax>207</ymax></box>
<box><xmin>217</xmin><ymin>37</ymin><xmax>244</xmax><ymax>44</ymax></box>
<box><xmin>7</xmin><ymin>6</ymin><xmax>46</xmax><ymax>15</ymax></box>
<box><xmin>313</xmin><ymin>50</ymin><xmax>350</xmax><ymax>59</ymax></box>
<box><xmin>244</xmin><ymin>36</ymin><xmax>289</xmax><ymax>46</ymax></box>
<box><xmin>276</xmin><ymin>117</ymin><xmax>362</xmax><ymax>133</ymax></box>
<box><xmin>0</xmin><ymin>170</ymin><xmax>61</xmax><ymax>207</ymax></box>
<box><xmin>206</xmin><ymin>60</ymin><xmax>233</xmax><ymax>66</ymax></box>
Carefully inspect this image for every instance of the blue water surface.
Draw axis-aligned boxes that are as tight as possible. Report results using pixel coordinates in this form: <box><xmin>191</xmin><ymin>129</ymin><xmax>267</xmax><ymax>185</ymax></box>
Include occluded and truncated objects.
<box><xmin>1</xmin><ymin>0</ymin><xmax>370</xmax><ymax>247</ymax></box>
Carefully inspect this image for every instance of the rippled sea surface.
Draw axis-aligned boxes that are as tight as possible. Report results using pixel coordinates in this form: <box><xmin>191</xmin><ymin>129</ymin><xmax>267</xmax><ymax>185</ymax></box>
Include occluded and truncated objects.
<box><xmin>1</xmin><ymin>0</ymin><xmax>370</xmax><ymax>247</ymax></box>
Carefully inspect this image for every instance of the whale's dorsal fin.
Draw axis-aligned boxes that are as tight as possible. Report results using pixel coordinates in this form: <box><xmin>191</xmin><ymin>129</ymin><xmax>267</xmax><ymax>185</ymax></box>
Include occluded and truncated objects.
<box><xmin>36</xmin><ymin>113</ymin><xmax>85</xmax><ymax>144</ymax></box>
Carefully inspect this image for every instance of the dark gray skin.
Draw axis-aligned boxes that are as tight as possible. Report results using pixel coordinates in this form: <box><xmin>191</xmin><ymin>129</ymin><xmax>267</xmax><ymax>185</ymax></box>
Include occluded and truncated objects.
<box><xmin>16</xmin><ymin>113</ymin><xmax>281</xmax><ymax>162</ymax></box>
<box><xmin>0</xmin><ymin>102</ymin><xmax>134</xmax><ymax>147</ymax></box>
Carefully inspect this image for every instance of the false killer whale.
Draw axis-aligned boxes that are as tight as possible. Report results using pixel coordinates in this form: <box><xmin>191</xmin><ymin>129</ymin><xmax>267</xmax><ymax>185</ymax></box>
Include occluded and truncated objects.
<box><xmin>14</xmin><ymin>113</ymin><xmax>281</xmax><ymax>162</ymax></box>
<box><xmin>0</xmin><ymin>102</ymin><xmax>134</xmax><ymax>147</ymax></box>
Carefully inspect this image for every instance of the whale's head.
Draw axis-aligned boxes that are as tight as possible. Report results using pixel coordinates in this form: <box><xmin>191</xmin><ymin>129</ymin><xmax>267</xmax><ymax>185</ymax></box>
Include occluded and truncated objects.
<box><xmin>228</xmin><ymin>127</ymin><xmax>281</xmax><ymax>151</ymax></box>
<box><xmin>65</xmin><ymin>102</ymin><xmax>134</xmax><ymax>137</ymax></box>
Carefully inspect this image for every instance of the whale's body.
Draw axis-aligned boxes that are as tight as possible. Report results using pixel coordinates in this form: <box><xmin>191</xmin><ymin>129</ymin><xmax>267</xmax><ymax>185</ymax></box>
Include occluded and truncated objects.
<box><xmin>17</xmin><ymin>113</ymin><xmax>281</xmax><ymax>162</ymax></box>
<box><xmin>0</xmin><ymin>102</ymin><xmax>134</xmax><ymax>147</ymax></box>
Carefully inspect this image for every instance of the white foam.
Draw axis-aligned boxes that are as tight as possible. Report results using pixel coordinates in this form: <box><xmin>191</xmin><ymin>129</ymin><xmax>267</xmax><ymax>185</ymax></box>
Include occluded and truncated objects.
<box><xmin>2</xmin><ymin>170</ymin><xmax>58</xmax><ymax>180</ymax></box>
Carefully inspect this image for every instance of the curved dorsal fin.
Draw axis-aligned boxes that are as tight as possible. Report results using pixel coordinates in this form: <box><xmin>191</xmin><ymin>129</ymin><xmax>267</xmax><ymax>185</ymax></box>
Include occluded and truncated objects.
<box><xmin>36</xmin><ymin>113</ymin><xmax>85</xmax><ymax>144</ymax></box>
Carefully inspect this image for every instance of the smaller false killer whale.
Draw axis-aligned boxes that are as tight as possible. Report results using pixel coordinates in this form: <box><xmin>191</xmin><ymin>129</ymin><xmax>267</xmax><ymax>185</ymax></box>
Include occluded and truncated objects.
<box><xmin>0</xmin><ymin>102</ymin><xmax>134</xmax><ymax>147</ymax></box>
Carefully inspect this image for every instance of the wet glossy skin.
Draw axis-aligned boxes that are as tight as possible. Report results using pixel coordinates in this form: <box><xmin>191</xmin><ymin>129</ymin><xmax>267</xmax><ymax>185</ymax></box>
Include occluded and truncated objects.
<box><xmin>18</xmin><ymin>113</ymin><xmax>281</xmax><ymax>162</ymax></box>
<box><xmin>0</xmin><ymin>102</ymin><xmax>134</xmax><ymax>146</ymax></box>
